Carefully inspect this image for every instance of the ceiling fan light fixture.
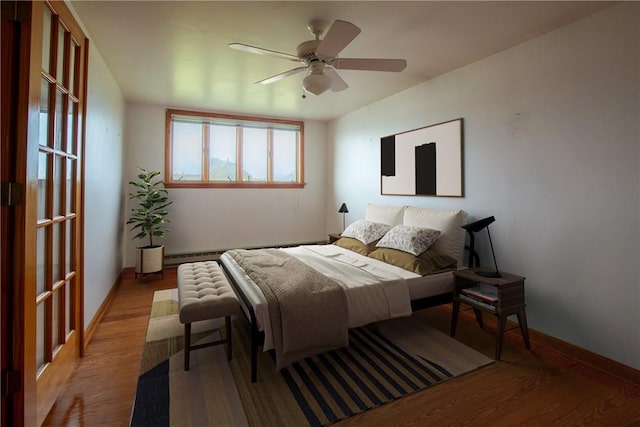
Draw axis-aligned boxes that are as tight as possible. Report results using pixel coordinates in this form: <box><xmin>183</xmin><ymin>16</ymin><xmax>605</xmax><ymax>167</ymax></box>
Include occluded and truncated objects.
<box><xmin>303</xmin><ymin>72</ymin><xmax>332</xmax><ymax>95</ymax></box>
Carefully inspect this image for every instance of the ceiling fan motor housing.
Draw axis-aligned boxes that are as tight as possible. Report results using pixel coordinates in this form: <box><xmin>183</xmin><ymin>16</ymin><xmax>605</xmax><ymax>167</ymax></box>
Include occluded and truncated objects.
<box><xmin>296</xmin><ymin>40</ymin><xmax>322</xmax><ymax>62</ymax></box>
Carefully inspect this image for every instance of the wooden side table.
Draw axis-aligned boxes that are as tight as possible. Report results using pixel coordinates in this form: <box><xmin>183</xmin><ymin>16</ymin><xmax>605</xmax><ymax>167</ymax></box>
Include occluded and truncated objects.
<box><xmin>451</xmin><ymin>268</ymin><xmax>531</xmax><ymax>360</ymax></box>
<box><xmin>328</xmin><ymin>233</ymin><xmax>342</xmax><ymax>243</ymax></box>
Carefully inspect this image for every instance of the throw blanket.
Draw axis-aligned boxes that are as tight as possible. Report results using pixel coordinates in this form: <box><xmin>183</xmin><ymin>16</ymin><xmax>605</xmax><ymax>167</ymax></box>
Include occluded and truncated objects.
<box><xmin>227</xmin><ymin>249</ymin><xmax>348</xmax><ymax>369</ymax></box>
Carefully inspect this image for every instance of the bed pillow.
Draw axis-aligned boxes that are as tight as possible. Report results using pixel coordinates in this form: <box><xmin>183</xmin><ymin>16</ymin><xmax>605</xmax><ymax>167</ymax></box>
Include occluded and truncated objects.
<box><xmin>375</xmin><ymin>225</ymin><xmax>440</xmax><ymax>256</ymax></box>
<box><xmin>368</xmin><ymin>247</ymin><xmax>457</xmax><ymax>276</ymax></box>
<box><xmin>341</xmin><ymin>219</ymin><xmax>391</xmax><ymax>245</ymax></box>
<box><xmin>403</xmin><ymin>207</ymin><xmax>467</xmax><ymax>267</ymax></box>
<box><xmin>333</xmin><ymin>237</ymin><xmax>379</xmax><ymax>256</ymax></box>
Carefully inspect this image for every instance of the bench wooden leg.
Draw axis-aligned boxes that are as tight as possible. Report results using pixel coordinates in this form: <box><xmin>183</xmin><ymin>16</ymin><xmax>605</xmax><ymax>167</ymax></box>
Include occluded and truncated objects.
<box><xmin>225</xmin><ymin>316</ymin><xmax>232</xmax><ymax>361</ymax></box>
<box><xmin>184</xmin><ymin>323</ymin><xmax>191</xmax><ymax>371</ymax></box>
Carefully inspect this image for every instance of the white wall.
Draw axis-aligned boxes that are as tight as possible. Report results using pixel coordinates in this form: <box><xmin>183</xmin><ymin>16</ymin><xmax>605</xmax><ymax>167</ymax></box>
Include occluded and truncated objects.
<box><xmin>328</xmin><ymin>4</ymin><xmax>640</xmax><ymax>369</ymax></box>
<box><xmin>83</xmin><ymin>43</ymin><xmax>126</xmax><ymax>328</ymax></box>
<box><xmin>123</xmin><ymin>103</ymin><xmax>328</xmax><ymax>266</ymax></box>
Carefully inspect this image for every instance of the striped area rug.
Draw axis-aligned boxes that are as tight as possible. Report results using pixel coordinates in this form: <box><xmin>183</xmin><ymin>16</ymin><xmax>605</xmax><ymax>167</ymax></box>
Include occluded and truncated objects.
<box><xmin>131</xmin><ymin>289</ymin><xmax>493</xmax><ymax>426</ymax></box>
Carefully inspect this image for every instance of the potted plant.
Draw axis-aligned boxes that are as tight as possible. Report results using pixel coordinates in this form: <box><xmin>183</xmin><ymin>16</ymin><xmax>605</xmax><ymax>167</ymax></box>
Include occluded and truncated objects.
<box><xmin>126</xmin><ymin>168</ymin><xmax>173</xmax><ymax>276</ymax></box>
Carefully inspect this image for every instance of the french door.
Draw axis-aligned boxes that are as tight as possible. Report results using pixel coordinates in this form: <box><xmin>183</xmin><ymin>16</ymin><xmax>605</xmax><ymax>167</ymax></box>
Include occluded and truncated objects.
<box><xmin>1</xmin><ymin>1</ymin><xmax>87</xmax><ymax>425</ymax></box>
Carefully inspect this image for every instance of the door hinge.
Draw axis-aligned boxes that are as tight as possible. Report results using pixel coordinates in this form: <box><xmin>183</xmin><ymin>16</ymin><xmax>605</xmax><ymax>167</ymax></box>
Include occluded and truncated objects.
<box><xmin>1</xmin><ymin>182</ymin><xmax>25</xmax><ymax>206</ymax></box>
<box><xmin>1</xmin><ymin>370</ymin><xmax>22</xmax><ymax>396</ymax></box>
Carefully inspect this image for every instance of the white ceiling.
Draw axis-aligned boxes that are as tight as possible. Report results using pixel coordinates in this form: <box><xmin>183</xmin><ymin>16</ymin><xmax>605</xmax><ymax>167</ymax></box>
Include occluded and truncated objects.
<box><xmin>70</xmin><ymin>1</ymin><xmax>611</xmax><ymax>121</ymax></box>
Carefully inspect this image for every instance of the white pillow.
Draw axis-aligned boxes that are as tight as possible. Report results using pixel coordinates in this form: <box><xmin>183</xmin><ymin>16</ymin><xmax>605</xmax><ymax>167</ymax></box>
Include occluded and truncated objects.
<box><xmin>342</xmin><ymin>220</ymin><xmax>391</xmax><ymax>245</ymax></box>
<box><xmin>375</xmin><ymin>225</ymin><xmax>440</xmax><ymax>256</ymax></box>
<box><xmin>365</xmin><ymin>204</ymin><xmax>405</xmax><ymax>226</ymax></box>
<box><xmin>403</xmin><ymin>207</ymin><xmax>467</xmax><ymax>267</ymax></box>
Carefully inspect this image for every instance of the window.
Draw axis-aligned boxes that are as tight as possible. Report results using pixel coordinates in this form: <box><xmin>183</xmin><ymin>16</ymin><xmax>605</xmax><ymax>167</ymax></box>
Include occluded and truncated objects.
<box><xmin>165</xmin><ymin>109</ymin><xmax>304</xmax><ymax>188</ymax></box>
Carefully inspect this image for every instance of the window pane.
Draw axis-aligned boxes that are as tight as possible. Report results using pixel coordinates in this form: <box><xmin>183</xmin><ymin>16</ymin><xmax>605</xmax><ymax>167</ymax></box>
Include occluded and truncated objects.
<box><xmin>52</xmin><ymin>289</ymin><xmax>61</xmax><ymax>348</ymax></box>
<box><xmin>242</xmin><ymin>128</ymin><xmax>267</xmax><ymax>182</ymax></box>
<box><xmin>53</xmin><ymin>222</ymin><xmax>61</xmax><ymax>281</ymax></box>
<box><xmin>66</xmin><ymin>277</ymin><xmax>73</xmax><ymax>334</ymax></box>
<box><xmin>42</xmin><ymin>6</ymin><xmax>52</xmax><ymax>74</ymax></box>
<box><xmin>54</xmin><ymin>89</ymin><xmax>63</xmax><ymax>150</ymax></box>
<box><xmin>273</xmin><ymin>129</ymin><xmax>297</xmax><ymax>182</ymax></box>
<box><xmin>66</xmin><ymin>100</ymin><xmax>76</xmax><ymax>154</ymax></box>
<box><xmin>209</xmin><ymin>124</ymin><xmax>237</xmax><ymax>181</ymax></box>
<box><xmin>36</xmin><ymin>302</ymin><xmax>45</xmax><ymax>371</ymax></box>
<box><xmin>53</xmin><ymin>155</ymin><xmax>63</xmax><ymax>217</ymax></box>
<box><xmin>39</xmin><ymin>78</ymin><xmax>50</xmax><ymax>148</ymax></box>
<box><xmin>37</xmin><ymin>227</ymin><xmax>46</xmax><ymax>296</ymax></box>
<box><xmin>56</xmin><ymin>24</ymin><xmax>66</xmax><ymax>82</ymax></box>
<box><xmin>69</xmin><ymin>43</ymin><xmax>77</xmax><ymax>94</ymax></box>
<box><xmin>66</xmin><ymin>159</ymin><xmax>74</xmax><ymax>214</ymax></box>
<box><xmin>171</xmin><ymin>121</ymin><xmax>202</xmax><ymax>181</ymax></box>
<box><xmin>38</xmin><ymin>152</ymin><xmax>49</xmax><ymax>220</ymax></box>
<box><xmin>65</xmin><ymin>219</ymin><xmax>73</xmax><ymax>275</ymax></box>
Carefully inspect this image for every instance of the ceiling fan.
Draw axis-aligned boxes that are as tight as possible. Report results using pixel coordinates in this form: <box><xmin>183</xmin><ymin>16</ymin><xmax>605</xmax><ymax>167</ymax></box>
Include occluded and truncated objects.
<box><xmin>229</xmin><ymin>19</ymin><xmax>407</xmax><ymax>96</ymax></box>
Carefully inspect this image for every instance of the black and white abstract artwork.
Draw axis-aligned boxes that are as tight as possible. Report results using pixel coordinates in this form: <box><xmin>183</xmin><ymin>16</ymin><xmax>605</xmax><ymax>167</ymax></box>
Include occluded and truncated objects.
<box><xmin>381</xmin><ymin>118</ymin><xmax>463</xmax><ymax>197</ymax></box>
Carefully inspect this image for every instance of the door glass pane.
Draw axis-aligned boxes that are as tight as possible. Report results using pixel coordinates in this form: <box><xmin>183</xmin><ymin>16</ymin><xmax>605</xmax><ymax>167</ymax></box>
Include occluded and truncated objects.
<box><xmin>56</xmin><ymin>24</ymin><xmax>66</xmax><ymax>82</ymax></box>
<box><xmin>38</xmin><ymin>152</ymin><xmax>48</xmax><ymax>220</ymax></box>
<box><xmin>36</xmin><ymin>302</ymin><xmax>45</xmax><ymax>371</ymax></box>
<box><xmin>273</xmin><ymin>129</ymin><xmax>297</xmax><ymax>182</ymax></box>
<box><xmin>52</xmin><ymin>290</ymin><xmax>61</xmax><ymax>349</ymax></box>
<box><xmin>209</xmin><ymin>124</ymin><xmax>236</xmax><ymax>181</ymax></box>
<box><xmin>39</xmin><ymin>79</ymin><xmax>50</xmax><ymax>147</ymax></box>
<box><xmin>65</xmin><ymin>278</ymin><xmax>72</xmax><ymax>335</ymax></box>
<box><xmin>54</xmin><ymin>89</ymin><xmax>63</xmax><ymax>150</ymax></box>
<box><xmin>242</xmin><ymin>128</ymin><xmax>267</xmax><ymax>181</ymax></box>
<box><xmin>53</xmin><ymin>155</ymin><xmax>63</xmax><ymax>217</ymax></box>
<box><xmin>66</xmin><ymin>159</ymin><xmax>74</xmax><ymax>214</ymax></box>
<box><xmin>42</xmin><ymin>6</ymin><xmax>52</xmax><ymax>74</ymax></box>
<box><xmin>53</xmin><ymin>222</ymin><xmax>61</xmax><ymax>282</ymax></box>
<box><xmin>171</xmin><ymin>121</ymin><xmax>202</xmax><ymax>181</ymax></box>
<box><xmin>69</xmin><ymin>43</ymin><xmax>77</xmax><ymax>95</ymax></box>
<box><xmin>66</xmin><ymin>100</ymin><xmax>76</xmax><ymax>154</ymax></box>
<box><xmin>36</xmin><ymin>227</ymin><xmax>46</xmax><ymax>295</ymax></box>
<box><xmin>65</xmin><ymin>219</ymin><xmax>72</xmax><ymax>275</ymax></box>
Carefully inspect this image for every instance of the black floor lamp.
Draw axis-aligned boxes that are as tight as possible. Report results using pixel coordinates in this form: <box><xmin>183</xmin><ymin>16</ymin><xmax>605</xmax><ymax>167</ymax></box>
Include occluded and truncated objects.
<box><xmin>338</xmin><ymin>203</ymin><xmax>349</xmax><ymax>231</ymax></box>
<box><xmin>461</xmin><ymin>216</ymin><xmax>502</xmax><ymax>278</ymax></box>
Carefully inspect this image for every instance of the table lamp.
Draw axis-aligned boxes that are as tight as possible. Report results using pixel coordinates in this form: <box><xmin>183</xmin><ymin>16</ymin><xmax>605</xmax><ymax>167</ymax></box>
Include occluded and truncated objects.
<box><xmin>338</xmin><ymin>203</ymin><xmax>349</xmax><ymax>231</ymax></box>
<box><xmin>461</xmin><ymin>216</ymin><xmax>502</xmax><ymax>278</ymax></box>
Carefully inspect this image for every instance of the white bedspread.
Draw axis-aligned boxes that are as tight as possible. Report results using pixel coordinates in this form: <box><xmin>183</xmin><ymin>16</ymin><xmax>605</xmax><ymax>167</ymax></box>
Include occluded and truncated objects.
<box><xmin>222</xmin><ymin>244</ymin><xmax>419</xmax><ymax>351</ymax></box>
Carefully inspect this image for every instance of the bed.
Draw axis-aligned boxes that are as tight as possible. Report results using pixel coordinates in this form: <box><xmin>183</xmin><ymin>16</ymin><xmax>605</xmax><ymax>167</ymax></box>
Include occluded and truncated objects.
<box><xmin>219</xmin><ymin>204</ymin><xmax>468</xmax><ymax>382</ymax></box>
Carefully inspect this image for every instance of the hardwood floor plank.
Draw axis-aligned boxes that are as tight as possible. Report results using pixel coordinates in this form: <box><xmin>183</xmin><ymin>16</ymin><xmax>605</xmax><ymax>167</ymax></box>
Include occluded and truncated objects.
<box><xmin>44</xmin><ymin>267</ymin><xmax>640</xmax><ymax>426</ymax></box>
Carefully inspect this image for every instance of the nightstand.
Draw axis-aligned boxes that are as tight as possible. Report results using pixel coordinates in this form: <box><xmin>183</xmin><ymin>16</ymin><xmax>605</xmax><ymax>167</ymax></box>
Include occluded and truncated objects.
<box><xmin>328</xmin><ymin>233</ymin><xmax>342</xmax><ymax>243</ymax></box>
<box><xmin>451</xmin><ymin>268</ymin><xmax>531</xmax><ymax>360</ymax></box>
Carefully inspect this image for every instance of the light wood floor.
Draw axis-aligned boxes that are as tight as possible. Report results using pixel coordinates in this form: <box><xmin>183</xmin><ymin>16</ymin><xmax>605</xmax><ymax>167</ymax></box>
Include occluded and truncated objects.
<box><xmin>44</xmin><ymin>267</ymin><xmax>640</xmax><ymax>426</ymax></box>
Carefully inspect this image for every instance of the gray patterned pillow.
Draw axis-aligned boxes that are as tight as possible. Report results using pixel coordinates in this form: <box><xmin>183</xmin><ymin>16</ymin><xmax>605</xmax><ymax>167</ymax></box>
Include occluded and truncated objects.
<box><xmin>341</xmin><ymin>220</ymin><xmax>391</xmax><ymax>245</ymax></box>
<box><xmin>375</xmin><ymin>225</ymin><xmax>440</xmax><ymax>256</ymax></box>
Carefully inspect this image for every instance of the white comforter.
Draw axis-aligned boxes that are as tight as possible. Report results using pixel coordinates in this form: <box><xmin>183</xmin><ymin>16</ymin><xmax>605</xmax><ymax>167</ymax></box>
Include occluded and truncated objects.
<box><xmin>222</xmin><ymin>244</ymin><xmax>420</xmax><ymax>351</ymax></box>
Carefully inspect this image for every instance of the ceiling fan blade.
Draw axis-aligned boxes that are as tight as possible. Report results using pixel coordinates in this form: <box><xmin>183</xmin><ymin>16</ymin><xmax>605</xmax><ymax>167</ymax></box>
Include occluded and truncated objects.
<box><xmin>325</xmin><ymin>68</ymin><xmax>348</xmax><ymax>92</ymax></box>
<box><xmin>315</xmin><ymin>20</ymin><xmax>361</xmax><ymax>59</ymax></box>
<box><xmin>333</xmin><ymin>58</ymin><xmax>407</xmax><ymax>72</ymax></box>
<box><xmin>255</xmin><ymin>67</ymin><xmax>307</xmax><ymax>85</ymax></box>
<box><xmin>229</xmin><ymin>43</ymin><xmax>300</xmax><ymax>62</ymax></box>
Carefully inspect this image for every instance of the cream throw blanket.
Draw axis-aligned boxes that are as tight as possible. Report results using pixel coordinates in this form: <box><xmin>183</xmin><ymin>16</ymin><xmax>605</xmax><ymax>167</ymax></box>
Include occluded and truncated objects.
<box><xmin>227</xmin><ymin>249</ymin><xmax>348</xmax><ymax>369</ymax></box>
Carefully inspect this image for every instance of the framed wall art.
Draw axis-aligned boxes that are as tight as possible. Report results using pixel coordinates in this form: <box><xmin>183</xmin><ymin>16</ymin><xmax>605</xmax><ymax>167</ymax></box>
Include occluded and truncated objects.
<box><xmin>381</xmin><ymin>118</ymin><xmax>463</xmax><ymax>197</ymax></box>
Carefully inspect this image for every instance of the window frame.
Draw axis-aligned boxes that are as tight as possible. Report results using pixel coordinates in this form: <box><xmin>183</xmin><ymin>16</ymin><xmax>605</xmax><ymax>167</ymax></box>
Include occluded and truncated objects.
<box><xmin>164</xmin><ymin>109</ymin><xmax>305</xmax><ymax>189</ymax></box>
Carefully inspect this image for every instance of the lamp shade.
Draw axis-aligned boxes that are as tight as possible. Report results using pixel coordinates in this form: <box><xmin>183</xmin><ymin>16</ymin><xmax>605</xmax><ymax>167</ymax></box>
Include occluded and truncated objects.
<box><xmin>461</xmin><ymin>216</ymin><xmax>495</xmax><ymax>232</ymax></box>
<box><xmin>303</xmin><ymin>73</ymin><xmax>332</xmax><ymax>95</ymax></box>
<box><xmin>338</xmin><ymin>203</ymin><xmax>349</xmax><ymax>213</ymax></box>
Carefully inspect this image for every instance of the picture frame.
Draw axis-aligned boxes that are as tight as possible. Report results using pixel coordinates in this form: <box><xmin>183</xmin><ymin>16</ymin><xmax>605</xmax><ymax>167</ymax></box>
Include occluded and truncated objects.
<box><xmin>380</xmin><ymin>118</ymin><xmax>463</xmax><ymax>197</ymax></box>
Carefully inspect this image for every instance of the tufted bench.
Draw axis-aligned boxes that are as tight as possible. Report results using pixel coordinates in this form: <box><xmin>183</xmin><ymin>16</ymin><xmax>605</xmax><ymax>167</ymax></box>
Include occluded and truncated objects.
<box><xmin>177</xmin><ymin>261</ymin><xmax>239</xmax><ymax>371</ymax></box>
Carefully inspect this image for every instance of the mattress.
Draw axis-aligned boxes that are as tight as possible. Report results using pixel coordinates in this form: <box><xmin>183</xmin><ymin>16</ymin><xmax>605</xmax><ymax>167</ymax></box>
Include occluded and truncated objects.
<box><xmin>219</xmin><ymin>244</ymin><xmax>455</xmax><ymax>351</ymax></box>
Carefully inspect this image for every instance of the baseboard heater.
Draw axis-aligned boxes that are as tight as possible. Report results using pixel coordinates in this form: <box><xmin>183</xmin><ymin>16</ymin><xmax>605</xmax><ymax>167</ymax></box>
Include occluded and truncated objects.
<box><xmin>164</xmin><ymin>240</ymin><xmax>325</xmax><ymax>266</ymax></box>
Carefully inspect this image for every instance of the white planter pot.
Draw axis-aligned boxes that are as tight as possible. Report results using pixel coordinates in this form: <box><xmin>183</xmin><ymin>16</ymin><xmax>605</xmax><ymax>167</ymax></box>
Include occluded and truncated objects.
<box><xmin>135</xmin><ymin>245</ymin><xmax>165</xmax><ymax>275</ymax></box>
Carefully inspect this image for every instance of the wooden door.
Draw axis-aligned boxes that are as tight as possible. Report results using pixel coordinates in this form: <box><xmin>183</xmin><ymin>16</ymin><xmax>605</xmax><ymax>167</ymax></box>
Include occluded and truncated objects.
<box><xmin>1</xmin><ymin>1</ymin><xmax>88</xmax><ymax>425</ymax></box>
